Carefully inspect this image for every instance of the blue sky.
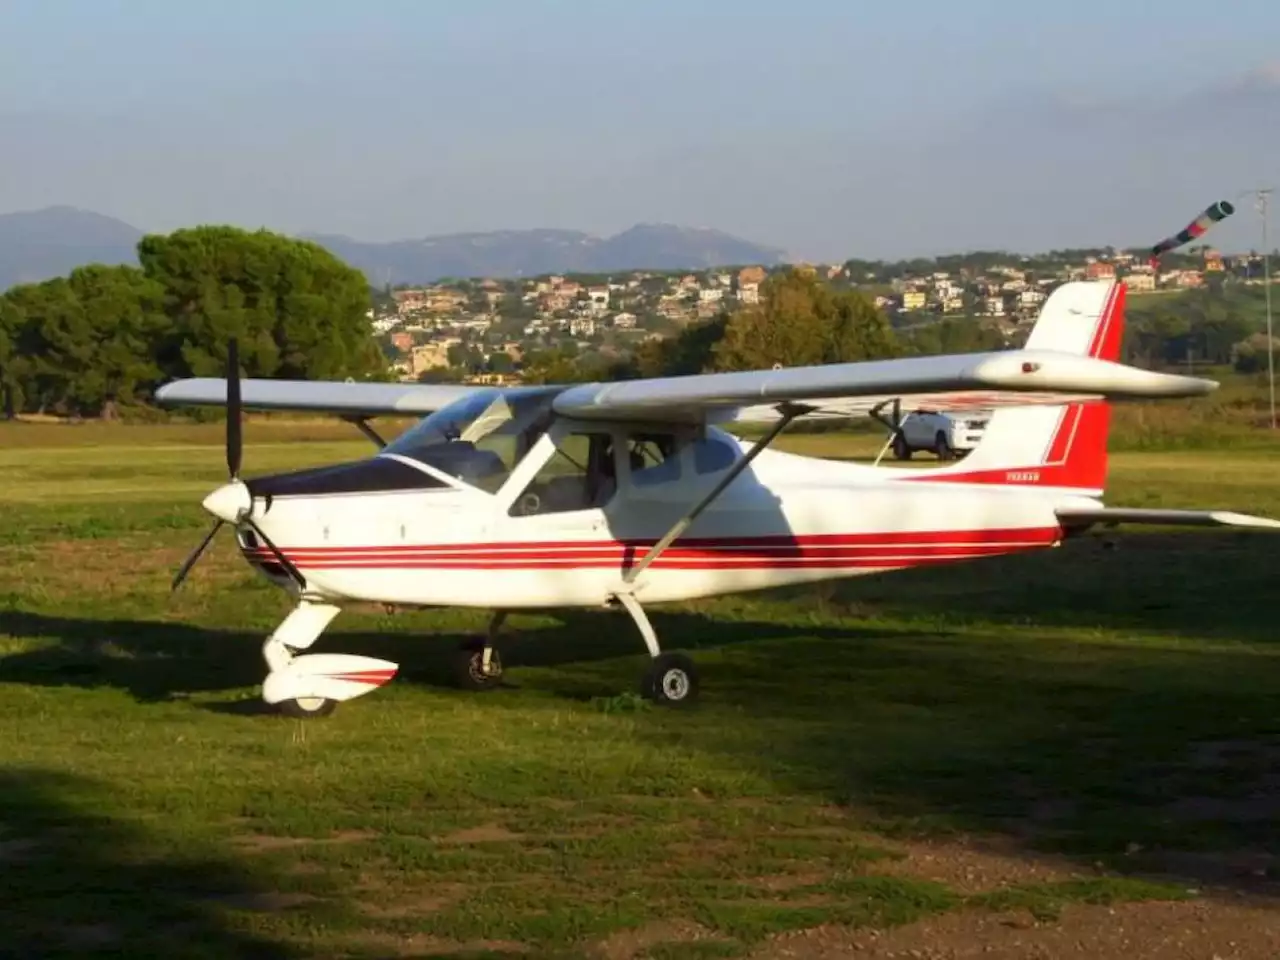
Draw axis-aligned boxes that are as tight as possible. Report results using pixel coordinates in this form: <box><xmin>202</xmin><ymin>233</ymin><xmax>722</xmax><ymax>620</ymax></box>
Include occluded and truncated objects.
<box><xmin>1</xmin><ymin>0</ymin><xmax>1277</xmax><ymax>260</ymax></box>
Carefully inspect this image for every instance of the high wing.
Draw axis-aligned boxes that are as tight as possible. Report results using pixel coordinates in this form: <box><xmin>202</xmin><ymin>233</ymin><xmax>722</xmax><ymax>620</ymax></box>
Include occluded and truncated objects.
<box><xmin>551</xmin><ymin>350</ymin><xmax>1217</xmax><ymax>425</ymax></box>
<box><xmin>153</xmin><ymin>378</ymin><xmax>483</xmax><ymax>418</ymax></box>
<box><xmin>1057</xmin><ymin>507</ymin><xmax>1280</xmax><ymax>530</ymax></box>
<box><xmin>154</xmin><ymin>354</ymin><xmax>1214</xmax><ymax>426</ymax></box>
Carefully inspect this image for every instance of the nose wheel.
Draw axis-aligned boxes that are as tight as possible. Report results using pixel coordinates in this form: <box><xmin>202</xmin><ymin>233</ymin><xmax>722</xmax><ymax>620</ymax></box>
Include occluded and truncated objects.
<box><xmin>278</xmin><ymin>696</ymin><xmax>337</xmax><ymax>719</ymax></box>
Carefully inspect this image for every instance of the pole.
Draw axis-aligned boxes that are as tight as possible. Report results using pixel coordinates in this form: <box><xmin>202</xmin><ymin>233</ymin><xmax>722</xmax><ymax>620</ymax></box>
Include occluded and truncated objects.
<box><xmin>1260</xmin><ymin>188</ymin><xmax>1275</xmax><ymax>429</ymax></box>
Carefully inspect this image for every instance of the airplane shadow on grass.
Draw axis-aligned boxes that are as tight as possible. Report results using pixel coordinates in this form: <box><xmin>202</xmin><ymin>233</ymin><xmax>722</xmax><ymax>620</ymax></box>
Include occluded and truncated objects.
<box><xmin>0</xmin><ymin>604</ymin><xmax>859</xmax><ymax>706</ymax></box>
<box><xmin>0</xmin><ymin>767</ymin><xmax>299</xmax><ymax>958</ymax></box>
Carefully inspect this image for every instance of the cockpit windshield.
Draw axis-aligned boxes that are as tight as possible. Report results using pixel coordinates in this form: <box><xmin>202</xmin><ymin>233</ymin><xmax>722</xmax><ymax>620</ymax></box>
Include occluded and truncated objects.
<box><xmin>381</xmin><ymin>387</ymin><xmax>560</xmax><ymax>492</ymax></box>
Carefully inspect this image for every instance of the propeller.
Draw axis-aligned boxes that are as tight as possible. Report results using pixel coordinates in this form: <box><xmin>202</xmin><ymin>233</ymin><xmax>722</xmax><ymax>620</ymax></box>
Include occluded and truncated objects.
<box><xmin>171</xmin><ymin>339</ymin><xmax>306</xmax><ymax>592</ymax></box>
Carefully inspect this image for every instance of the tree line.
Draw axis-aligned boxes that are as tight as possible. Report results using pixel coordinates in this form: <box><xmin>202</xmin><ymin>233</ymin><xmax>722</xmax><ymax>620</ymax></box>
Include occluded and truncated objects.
<box><xmin>519</xmin><ymin>267</ymin><xmax>1006</xmax><ymax>384</ymax></box>
<box><xmin>0</xmin><ymin>226</ymin><xmax>386</xmax><ymax>418</ymax></box>
<box><xmin>3</xmin><ymin>227</ymin><xmax>1273</xmax><ymax>421</ymax></box>
<box><xmin>517</xmin><ymin>272</ymin><xmax>1278</xmax><ymax>385</ymax></box>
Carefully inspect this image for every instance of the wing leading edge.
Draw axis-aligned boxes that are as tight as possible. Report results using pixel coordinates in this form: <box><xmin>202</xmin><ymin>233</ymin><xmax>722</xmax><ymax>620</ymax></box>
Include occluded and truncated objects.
<box><xmin>552</xmin><ymin>350</ymin><xmax>1217</xmax><ymax>425</ymax></box>
<box><xmin>154</xmin><ymin>378</ymin><xmax>482</xmax><ymax>417</ymax></box>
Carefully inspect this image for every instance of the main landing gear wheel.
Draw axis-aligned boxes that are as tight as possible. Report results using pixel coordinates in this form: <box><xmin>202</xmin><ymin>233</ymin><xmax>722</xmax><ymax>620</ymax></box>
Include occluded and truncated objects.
<box><xmin>454</xmin><ymin>638</ymin><xmax>504</xmax><ymax>691</ymax></box>
<box><xmin>641</xmin><ymin>652</ymin><xmax>699</xmax><ymax>706</ymax></box>
<box><xmin>278</xmin><ymin>696</ymin><xmax>337</xmax><ymax>719</ymax></box>
<box><xmin>892</xmin><ymin>433</ymin><xmax>911</xmax><ymax>460</ymax></box>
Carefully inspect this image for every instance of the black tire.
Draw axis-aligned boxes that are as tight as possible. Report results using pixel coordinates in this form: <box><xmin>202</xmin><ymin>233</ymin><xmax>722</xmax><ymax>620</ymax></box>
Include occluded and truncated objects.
<box><xmin>641</xmin><ymin>652</ymin><xmax>699</xmax><ymax>706</ymax></box>
<box><xmin>278</xmin><ymin>697</ymin><xmax>337</xmax><ymax>719</ymax></box>
<box><xmin>454</xmin><ymin>639</ymin><xmax>503</xmax><ymax>691</ymax></box>
<box><xmin>935</xmin><ymin>432</ymin><xmax>953</xmax><ymax>461</ymax></box>
<box><xmin>892</xmin><ymin>434</ymin><xmax>911</xmax><ymax>460</ymax></box>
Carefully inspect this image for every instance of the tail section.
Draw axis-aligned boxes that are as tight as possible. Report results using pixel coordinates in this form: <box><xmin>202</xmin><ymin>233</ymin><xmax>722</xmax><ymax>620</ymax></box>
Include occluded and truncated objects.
<box><xmin>910</xmin><ymin>280</ymin><xmax>1125</xmax><ymax>495</ymax></box>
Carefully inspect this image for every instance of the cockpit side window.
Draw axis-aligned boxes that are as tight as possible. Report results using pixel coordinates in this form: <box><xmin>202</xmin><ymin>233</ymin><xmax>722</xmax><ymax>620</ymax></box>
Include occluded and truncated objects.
<box><xmin>381</xmin><ymin>388</ymin><xmax>558</xmax><ymax>492</ymax></box>
<box><xmin>508</xmin><ymin>431</ymin><xmax>617</xmax><ymax>516</ymax></box>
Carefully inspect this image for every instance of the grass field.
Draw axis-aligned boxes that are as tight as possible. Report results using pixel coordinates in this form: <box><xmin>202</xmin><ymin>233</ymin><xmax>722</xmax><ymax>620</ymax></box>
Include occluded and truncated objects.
<box><xmin>3</xmin><ymin>419</ymin><xmax>1280</xmax><ymax>958</ymax></box>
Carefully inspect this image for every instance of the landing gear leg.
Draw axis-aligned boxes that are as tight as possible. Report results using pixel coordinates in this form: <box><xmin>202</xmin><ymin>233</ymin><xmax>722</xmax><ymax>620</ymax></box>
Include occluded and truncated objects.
<box><xmin>605</xmin><ymin>403</ymin><xmax>808</xmax><ymax>708</ymax></box>
<box><xmin>260</xmin><ymin>600</ymin><xmax>399</xmax><ymax>718</ymax></box>
<box><xmin>615</xmin><ymin>592</ymin><xmax>699</xmax><ymax>706</ymax></box>
<box><xmin>262</xmin><ymin>601</ymin><xmax>342</xmax><ymax>718</ymax></box>
<box><xmin>454</xmin><ymin>610</ymin><xmax>507</xmax><ymax>691</ymax></box>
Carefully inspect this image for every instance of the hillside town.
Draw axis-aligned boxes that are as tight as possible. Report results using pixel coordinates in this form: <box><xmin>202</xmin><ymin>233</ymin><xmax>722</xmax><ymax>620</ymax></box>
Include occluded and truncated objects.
<box><xmin>375</xmin><ymin>246</ymin><xmax>1273</xmax><ymax>383</ymax></box>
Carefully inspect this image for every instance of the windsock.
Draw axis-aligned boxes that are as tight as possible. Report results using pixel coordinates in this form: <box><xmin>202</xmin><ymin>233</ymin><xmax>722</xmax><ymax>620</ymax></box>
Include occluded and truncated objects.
<box><xmin>1149</xmin><ymin>200</ymin><xmax>1235</xmax><ymax>268</ymax></box>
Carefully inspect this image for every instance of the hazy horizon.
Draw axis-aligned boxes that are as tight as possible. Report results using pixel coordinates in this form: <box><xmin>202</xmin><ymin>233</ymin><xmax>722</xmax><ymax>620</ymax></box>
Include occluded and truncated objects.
<box><xmin>2</xmin><ymin>0</ymin><xmax>1277</xmax><ymax>261</ymax></box>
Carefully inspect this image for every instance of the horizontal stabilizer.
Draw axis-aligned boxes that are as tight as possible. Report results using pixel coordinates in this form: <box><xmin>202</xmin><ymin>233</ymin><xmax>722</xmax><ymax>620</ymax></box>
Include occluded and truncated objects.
<box><xmin>1057</xmin><ymin>507</ymin><xmax>1280</xmax><ymax>530</ymax></box>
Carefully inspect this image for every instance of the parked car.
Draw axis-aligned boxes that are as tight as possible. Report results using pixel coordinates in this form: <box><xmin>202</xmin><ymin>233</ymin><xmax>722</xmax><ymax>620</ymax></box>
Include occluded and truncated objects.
<box><xmin>892</xmin><ymin>410</ymin><xmax>988</xmax><ymax>460</ymax></box>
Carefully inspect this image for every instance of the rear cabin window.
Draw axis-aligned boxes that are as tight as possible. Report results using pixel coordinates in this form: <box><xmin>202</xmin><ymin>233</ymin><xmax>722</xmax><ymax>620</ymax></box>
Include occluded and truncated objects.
<box><xmin>693</xmin><ymin>435</ymin><xmax>738</xmax><ymax>475</ymax></box>
<box><xmin>628</xmin><ymin>434</ymin><xmax>681</xmax><ymax>487</ymax></box>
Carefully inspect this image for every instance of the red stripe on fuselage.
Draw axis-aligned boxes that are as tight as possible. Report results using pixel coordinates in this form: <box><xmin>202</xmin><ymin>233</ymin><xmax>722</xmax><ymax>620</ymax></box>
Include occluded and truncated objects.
<box><xmin>241</xmin><ymin>527</ymin><xmax>1063</xmax><ymax>571</ymax></box>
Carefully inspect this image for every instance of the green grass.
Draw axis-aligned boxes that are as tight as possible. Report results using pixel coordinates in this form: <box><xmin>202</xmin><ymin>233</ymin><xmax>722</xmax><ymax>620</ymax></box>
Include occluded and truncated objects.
<box><xmin>1</xmin><ymin>423</ymin><xmax>1278</xmax><ymax>957</ymax></box>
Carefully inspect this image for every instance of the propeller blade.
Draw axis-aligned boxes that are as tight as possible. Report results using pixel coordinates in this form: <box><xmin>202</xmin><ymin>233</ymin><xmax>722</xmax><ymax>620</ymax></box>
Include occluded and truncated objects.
<box><xmin>171</xmin><ymin>519</ymin><xmax>225</xmax><ymax>591</ymax></box>
<box><xmin>226</xmin><ymin>337</ymin><xmax>242</xmax><ymax>479</ymax></box>
<box><xmin>245</xmin><ymin>517</ymin><xmax>307</xmax><ymax>591</ymax></box>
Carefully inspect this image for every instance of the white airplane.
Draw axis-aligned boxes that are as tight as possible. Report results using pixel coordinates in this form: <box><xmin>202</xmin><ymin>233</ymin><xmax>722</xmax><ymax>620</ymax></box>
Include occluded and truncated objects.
<box><xmin>155</xmin><ymin>280</ymin><xmax>1280</xmax><ymax>719</ymax></box>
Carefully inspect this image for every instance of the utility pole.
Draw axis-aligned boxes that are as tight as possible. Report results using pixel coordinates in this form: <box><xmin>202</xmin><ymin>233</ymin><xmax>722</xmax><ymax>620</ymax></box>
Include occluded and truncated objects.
<box><xmin>1259</xmin><ymin>188</ymin><xmax>1275</xmax><ymax>429</ymax></box>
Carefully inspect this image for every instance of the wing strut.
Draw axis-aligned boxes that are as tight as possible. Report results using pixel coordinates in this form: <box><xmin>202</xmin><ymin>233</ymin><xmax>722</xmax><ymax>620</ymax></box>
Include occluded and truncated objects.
<box><xmin>343</xmin><ymin>416</ymin><xmax>387</xmax><ymax>449</ymax></box>
<box><xmin>869</xmin><ymin>398</ymin><xmax>906</xmax><ymax>466</ymax></box>
<box><xmin>620</xmin><ymin>401</ymin><xmax>811</xmax><ymax>586</ymax></box>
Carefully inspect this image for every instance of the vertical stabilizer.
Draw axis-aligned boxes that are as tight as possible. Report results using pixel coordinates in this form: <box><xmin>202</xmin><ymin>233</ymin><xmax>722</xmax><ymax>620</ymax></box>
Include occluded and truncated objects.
<box><xmin>907</xmin><ymin>280</ymin><xmax>1125</xmax><ymax>494</ymax></box>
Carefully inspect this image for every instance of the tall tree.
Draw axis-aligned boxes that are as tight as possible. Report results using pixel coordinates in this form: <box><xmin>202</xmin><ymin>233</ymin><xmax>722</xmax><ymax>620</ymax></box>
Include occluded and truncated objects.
<box><xmin>1</xmin><ymin>266</ymin><xmax>165</xmax><ymax>416</ymax></box>
<box><xmin>711</xmin><ymin>268</ymin><xmax>898</xmax><ymax>371</ymax></box>
<box><xmin>136</xmin><ymin>226</ymin><xmax>388</xmax><ymax>382</ymax></box>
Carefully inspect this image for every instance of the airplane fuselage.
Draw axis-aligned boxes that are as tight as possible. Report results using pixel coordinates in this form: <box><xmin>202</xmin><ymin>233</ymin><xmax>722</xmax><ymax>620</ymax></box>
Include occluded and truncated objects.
<box><xmin>236</xmin><ymin>427</ymin><xmax>1081</xmax><ymax>609</ymax></box>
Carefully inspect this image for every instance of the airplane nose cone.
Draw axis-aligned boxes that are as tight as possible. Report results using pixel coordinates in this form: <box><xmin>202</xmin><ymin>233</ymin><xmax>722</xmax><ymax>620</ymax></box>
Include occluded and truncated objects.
<box><xmin>202</xmin><ymin>480</ymin><xmax>252</xmax><ymax>524</ymax></box>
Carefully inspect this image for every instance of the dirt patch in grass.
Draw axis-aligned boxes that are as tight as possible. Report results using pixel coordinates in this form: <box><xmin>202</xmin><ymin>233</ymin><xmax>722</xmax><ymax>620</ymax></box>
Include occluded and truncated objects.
<box><xmin>355</xmin><ymin>891</ymin><xmax>462</xmax><ymax>919</ymax></box>
<box><xmin>749</xmin><ymin>898</ymin><xmax>1280</xmax><ymax>959</ymax></box>
<box><xmin>338</xmin><ymin>932</ymin><xmax>531</xmax><ymax>956</ymax></box>
<box><xmin>230</xmin><ymin>829</ymin><xmax>379</xmax><ymax>853</ymax></box>
<box><xmin>439</xmin><ymin>822</ymin><xmax>523</xmax><ymax>844</ymax></box>
<box><xmin>749</xmin><ymin>872</ymin><xmax>832</xmax><ymax>893</ymax></box>
<box><xmin>874</xmin><ymin>835</ymin><xmax>1090</xmax><ymax>894</ymax></box>
<box><xmin>592</xmin><ymin>920</ymin><xmax>726</xmax><ymax>960</ymax></box>
<box><xmin>211</xmin><ymin>891</ymin><xmax>320</xmax><ymax>912</ymax></box>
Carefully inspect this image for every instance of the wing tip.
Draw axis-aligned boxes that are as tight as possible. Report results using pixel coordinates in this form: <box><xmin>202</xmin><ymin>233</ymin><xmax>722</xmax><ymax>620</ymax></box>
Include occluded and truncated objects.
<box><xmin>1208</xmin><ymin>510</ymin><xmax>1280</xmax><ymax>530</ymax></box>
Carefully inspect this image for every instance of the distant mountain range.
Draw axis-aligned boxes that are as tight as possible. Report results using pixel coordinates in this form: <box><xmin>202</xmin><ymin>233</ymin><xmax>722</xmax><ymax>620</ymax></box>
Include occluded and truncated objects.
<box><xmin>0</xmin><ymin>207</ymin><xmax>789</xmax><ymax>290</ymax></box>
<box><xmin>0</xmin><ymin>207</ymin><xmax>144</xmax><ymax>289</ymax></box>
<box><xmin>302</xmin><ymin>224</ymin><xmax>789</xmax><ymax>284</ymax></box>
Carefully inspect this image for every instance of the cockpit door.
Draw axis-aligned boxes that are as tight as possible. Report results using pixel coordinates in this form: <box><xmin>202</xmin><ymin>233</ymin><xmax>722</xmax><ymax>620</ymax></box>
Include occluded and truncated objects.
<box><xmin>493</xmin><ymin>422</ymin><xmax>624</xmax><ymax>537</ymax></box>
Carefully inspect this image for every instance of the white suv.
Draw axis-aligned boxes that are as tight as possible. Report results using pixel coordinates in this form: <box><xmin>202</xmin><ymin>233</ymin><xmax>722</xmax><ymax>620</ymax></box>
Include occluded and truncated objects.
<box><xmin>892</xmin><ymin>410</ymin><xmax>988</xmax><ymax>461</ymax></box>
